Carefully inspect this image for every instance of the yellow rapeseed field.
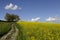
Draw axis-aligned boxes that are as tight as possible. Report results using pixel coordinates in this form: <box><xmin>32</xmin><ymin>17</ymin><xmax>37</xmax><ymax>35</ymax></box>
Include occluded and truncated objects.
<box><xmin>17</xmin><ymin>22</ymin><xmax>60</xmax><ymax>40</ymax></box>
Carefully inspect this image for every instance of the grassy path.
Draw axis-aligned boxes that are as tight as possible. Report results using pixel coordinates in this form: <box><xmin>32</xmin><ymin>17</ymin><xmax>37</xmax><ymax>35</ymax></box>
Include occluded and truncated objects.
<box><xmin>0</xmin><ymin>23</ymin><xmax>19</xmax><ymax>40</ymax></box>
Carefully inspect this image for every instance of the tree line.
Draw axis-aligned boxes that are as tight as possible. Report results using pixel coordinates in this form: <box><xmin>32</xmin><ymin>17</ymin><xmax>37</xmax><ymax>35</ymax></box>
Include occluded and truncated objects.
<box><xmin>0</xmin><ymin>13</ymin><xmax>20</xmax><ymax>22</ymax></box>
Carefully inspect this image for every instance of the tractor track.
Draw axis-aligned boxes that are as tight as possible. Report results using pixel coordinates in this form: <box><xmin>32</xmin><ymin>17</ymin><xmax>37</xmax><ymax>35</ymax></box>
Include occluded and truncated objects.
<box><xmin>0</xmin><ymin>24</ymin><xmax>19</xmax><ymax>40</ymax></box>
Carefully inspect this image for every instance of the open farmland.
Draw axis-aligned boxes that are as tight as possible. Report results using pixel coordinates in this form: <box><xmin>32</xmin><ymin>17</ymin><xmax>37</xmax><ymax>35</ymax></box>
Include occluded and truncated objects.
<box><xmin>0</xmin><ymin>22</ymin><xmax>60</xmax><ymax>40</ymax></box>
<box><xmin>16</xmin><ymin>22</ymin><xmax>60</xmax><ymax>40</ymax></box>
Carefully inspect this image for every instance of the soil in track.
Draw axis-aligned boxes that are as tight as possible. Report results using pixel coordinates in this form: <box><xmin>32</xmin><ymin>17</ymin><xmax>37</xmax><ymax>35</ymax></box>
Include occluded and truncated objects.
<box><xmin>0</xmin><ymin>23</ymin><xmax>19</xmax><ymax>40</ymax></box>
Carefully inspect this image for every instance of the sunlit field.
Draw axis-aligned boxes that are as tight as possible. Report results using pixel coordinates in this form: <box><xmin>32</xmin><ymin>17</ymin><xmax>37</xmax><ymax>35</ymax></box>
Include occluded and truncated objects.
<box><xmin>0</xmin><ymin>22</ymin><xmax>11</xmax><ymax>37</ymax></box>
<box><xmin>17</xmin><ymin>22</ymin><xmax>60</xmax><ymax>40</ymax></box>
<box><xmin>0</xmin><ymin>22</ymin><xmax>60</xmax><ymax>40</ymax></box>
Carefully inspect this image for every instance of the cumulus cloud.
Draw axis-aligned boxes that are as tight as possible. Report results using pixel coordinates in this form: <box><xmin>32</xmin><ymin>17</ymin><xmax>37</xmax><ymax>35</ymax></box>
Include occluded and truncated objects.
<box><xmin>12</xmin><ymin>5</ymin><xmax>18</xmax><ymax>10</ymax></box>
<box><xmin>5</xmin><ymin>3</ymin><xmax>21</xmax><ymax>10</ymax></box>
<box><xmin>46</xmin><ymin>17</ymin><xmax>60</xmax><ymax>21</ymax></box>
<box><xmin>31</xmin><ymin>17</ymin><xmax>40</xmax><ymax>22</ymax></box>
<box><xmin>5</xmin><ymin>3</ymin><xmax>13</xmax><ymax>9</ymax></box>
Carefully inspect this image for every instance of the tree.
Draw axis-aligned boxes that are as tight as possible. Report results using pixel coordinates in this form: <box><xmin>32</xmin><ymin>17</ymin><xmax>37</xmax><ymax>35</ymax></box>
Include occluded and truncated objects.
<box><xmin>5</xmin><ymin>13</ymin><xmax>20</xmax><ymax>22</ymax></box>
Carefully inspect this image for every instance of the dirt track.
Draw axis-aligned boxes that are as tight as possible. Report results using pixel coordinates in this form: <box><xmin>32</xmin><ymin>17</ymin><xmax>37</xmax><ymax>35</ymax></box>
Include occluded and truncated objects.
<box><xmin>0</xmin><ymin>24</ymin><xmax>19</xmax><ymax>40</ymax></box>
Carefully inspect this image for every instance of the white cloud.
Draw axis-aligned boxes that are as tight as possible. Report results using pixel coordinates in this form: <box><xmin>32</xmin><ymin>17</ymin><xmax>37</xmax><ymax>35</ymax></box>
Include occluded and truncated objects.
<box><xmin>5</xmin><ymin>3</ymin><xmax>13</xmax><ymax>9</ymax></box>
<box><xmin>5</xmin><ymin>3</ymin><xmax>21</xmax><ymax>10</ymax></box>
<box><xmin>46</xmin><ymin>17</ymin><xmax>60</xmax><ymax>21</ymax></box>
<box><xmin>31</xmin><ymin>17</ymin><xmax>40</xmax><ymax>22</ymax></box>
<box><xmin>12</xmin><ymin>5</ymin><xmax>18</xmax><ymax>10</ymax></box>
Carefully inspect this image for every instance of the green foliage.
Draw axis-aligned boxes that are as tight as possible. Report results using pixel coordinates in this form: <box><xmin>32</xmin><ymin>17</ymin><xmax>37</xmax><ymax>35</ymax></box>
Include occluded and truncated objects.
<box><xmin>16</xmin><ymin>22</ymin><xmax>60</xmax><ymax>40</ymax></box>
<box><xmin>0</xmin><ymin>22</ymin><xmax>11</xmax><ymax>37</ymax></box>
<box><xmin>5</xmin><ymin>13</ymin><xmax>20</xmax><ymax>21</ymax></box>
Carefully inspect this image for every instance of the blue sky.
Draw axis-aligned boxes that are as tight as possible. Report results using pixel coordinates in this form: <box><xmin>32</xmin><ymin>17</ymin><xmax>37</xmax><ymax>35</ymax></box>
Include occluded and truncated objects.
<box><xmin>0</xmin><ymin>0</ymin><xmax>60</xmax><ymax>21</ymax></box>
